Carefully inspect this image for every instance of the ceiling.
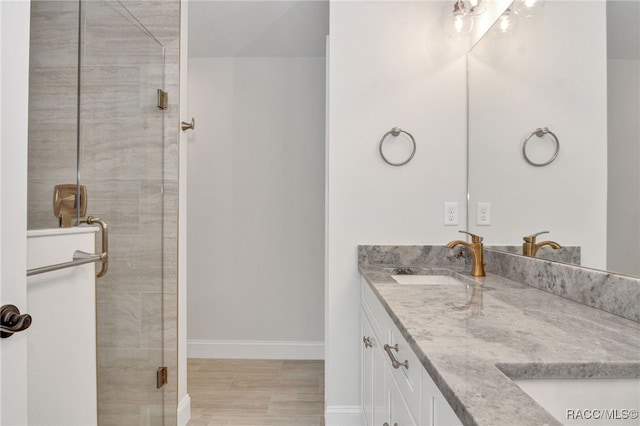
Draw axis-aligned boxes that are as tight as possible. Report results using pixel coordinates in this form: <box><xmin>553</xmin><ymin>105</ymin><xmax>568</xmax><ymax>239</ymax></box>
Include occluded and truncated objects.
<box><xmin>188</xmin><ymin>0</ymin><xmax>329</xmax><ymax>58</ymax></box>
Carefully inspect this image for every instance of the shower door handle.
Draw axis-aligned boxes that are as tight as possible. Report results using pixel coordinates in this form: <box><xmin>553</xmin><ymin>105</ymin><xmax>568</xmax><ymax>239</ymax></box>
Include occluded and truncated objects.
<box><xmin>81</xmin><ymin>216</ymin><xmax>109</xmax><ymax>278</ymax></box>
<box><xmin>181</xmin><ymin>118</ymin><xmax>195</xmax><ymax>131</ymax></box>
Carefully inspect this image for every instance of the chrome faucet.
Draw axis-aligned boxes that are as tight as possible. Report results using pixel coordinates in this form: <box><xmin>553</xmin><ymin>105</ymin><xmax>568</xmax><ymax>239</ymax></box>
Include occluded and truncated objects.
<box><xmin>522</xmin><ymin>231</ymin><xmax>561</xmax><ymax>257</ymax></box>
<box><xmin>446</xmin><ymin>231</ymin><xmax>486</xmax><ymax>277</ymax></box>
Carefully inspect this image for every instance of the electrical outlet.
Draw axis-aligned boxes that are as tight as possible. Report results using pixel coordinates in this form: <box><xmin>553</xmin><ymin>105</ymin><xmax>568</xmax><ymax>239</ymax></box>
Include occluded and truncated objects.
<box><xmin>444</xmin><ymin>202</ymin><xmax>458</xmax><ymax>226</ymax></box>
<box><xmin>477</xmin><ymin>202</ymin><xmax>491</xmax><ymax>226</ymax></box>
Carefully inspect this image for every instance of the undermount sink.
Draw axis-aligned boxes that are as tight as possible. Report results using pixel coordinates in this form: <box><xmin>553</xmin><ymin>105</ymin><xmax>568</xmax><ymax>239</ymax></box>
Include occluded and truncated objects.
<box><xmin>514</xmin><ymin>378</ymin><xmax>640</xmax><ymax>425</ymax></box>
<box><xmin>391</xmin><ymin>274</ymin><xmax>465</xmax><ymax>285</ymax></box>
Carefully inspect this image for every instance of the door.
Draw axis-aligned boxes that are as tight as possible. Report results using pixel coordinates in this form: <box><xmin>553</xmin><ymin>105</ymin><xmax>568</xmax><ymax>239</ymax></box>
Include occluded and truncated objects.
<box><xmin>0</xmin><ymin>0</ymin><xmax>31</xmax><ymax>424</ymax></box>
<box><xmin>24</xmin><ymin>0</ymin><xmax>171</xmax><ymax>421</ymax></box>
<box><xmin>76</xmin><ymin>1</ymin><xmax>168</xmax><ymax>423</ymax></box>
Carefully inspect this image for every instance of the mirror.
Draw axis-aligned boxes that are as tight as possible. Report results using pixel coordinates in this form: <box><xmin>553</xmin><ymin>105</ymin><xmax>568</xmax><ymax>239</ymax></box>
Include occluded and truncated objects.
<box><xmin>468</xmin><ymin>0</ymin><xmax>639</xmax><ymax>277</ymax></box>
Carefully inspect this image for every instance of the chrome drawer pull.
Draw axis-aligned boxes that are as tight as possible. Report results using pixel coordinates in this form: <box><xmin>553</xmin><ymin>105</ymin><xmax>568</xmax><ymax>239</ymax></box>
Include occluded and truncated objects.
<box><xmin>383</xmin><ymin>344</ymin><xmax>409</xmax><ymax>369</ymax></box>
<box><xmin>363</xmin><ymin>336</ymin><xmax>373</xmax><ymax>348</ymax></box>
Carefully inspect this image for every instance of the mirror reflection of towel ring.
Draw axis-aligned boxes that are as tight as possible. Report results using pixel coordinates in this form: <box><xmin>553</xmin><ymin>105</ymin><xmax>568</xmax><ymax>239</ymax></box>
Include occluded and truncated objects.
<box><xmin>522</xmin><ymin>127</ymin><xmax>560</xmax><ymax>167</ymax></box>
<box><xmin>379</xmin><ymin>127</ymin><xmax>416</xmax><ymax>166</ymax></box>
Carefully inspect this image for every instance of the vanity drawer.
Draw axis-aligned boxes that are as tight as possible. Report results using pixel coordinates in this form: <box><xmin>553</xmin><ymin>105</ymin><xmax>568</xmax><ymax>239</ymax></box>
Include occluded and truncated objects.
<box><xmin>387</xmin><ymin>321</ymin><xmax>421</xmax><ymax>419</ymax></box>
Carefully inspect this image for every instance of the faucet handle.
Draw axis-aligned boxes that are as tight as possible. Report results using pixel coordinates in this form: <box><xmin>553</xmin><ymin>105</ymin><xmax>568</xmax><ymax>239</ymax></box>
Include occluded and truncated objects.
<box><xmin>458</xmin><ymin>230</ymin><xmax>483</xmax><ymax>243</ymax></box>
<box><xmin>523</xmin><ymin>231</ymin><xmax>549</xmax><ymax>243</ymax></box>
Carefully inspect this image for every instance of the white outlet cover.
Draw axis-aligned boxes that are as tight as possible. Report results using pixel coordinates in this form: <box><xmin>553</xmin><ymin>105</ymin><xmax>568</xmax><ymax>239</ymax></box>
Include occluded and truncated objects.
<box><xmin>444</xmin><ymin>202</ymin><xmax>458</xmax><ymax>226</ymax></box>
<box><xmin>477</xmin><ymin>202</ymin><xmax>491</xmax><ymax>226</ymax></box>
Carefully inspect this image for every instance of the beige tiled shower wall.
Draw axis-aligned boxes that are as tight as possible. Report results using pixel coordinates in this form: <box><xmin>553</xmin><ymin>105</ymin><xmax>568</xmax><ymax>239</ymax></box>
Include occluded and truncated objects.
<box><xmin>28</xmin><ymin>1</ymin><xmax>79</xmax><ymax>228</ymax></box>
<box><xmin>27</xmin><ymin>1</ymin><xmax>180</xmax><ymax>425</ymax></box>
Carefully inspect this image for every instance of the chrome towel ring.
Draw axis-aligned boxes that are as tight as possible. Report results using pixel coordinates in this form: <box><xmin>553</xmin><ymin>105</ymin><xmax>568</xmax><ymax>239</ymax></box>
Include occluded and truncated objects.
<box><xmin>522</xmin><ymin>127</ymin><xmax>559</xmax><ymax>167</ymax></box>
<box><xmin>379</xmin><ymin>127</ymin><xmax>416</xmax><ymax>166</ymax></box>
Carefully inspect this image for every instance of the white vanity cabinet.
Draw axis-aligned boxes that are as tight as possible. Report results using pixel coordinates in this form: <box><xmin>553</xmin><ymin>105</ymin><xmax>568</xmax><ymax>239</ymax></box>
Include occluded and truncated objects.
<box><xmin>361</xmin><ymin>279</ymin><xmax>463</xmax><ymax>426</ymax></box>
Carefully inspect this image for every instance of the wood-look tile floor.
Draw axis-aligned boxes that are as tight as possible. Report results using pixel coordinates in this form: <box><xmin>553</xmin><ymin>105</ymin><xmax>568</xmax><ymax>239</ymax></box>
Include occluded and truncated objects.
<box><xmin>187</xmin><ymin>359</ymin><xmax>325</xmax><ymax>426</ymax></box>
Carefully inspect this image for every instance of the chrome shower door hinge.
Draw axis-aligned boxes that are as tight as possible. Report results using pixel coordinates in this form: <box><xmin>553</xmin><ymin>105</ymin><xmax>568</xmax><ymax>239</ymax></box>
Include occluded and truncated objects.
<box><xmin>157</xmin><ymin>366</ymin><xmax>168</xmax><ymax>389</ymax></box>
<box><xmin>157</xmin><ymin>89</ymin><xmax>168</xmax><ymax>110</ymax></box>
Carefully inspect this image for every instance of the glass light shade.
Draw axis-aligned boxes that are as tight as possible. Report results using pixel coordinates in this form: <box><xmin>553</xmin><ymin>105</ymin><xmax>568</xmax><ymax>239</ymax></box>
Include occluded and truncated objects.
<box><xmin>465</xmin><ymin>0</ymin><xmax>486</xmax><ymax>16</ymax></box>
<box><xmin>447</xmin><ymin>2</ymin><xmax>474</xmax><ymax>39</ymax></box>
<box><xmin>512</xmin><ymin>0</ymin><xmax>545</xmax><ymax>17</ymax></box>
<box><xmin>491</xmin><ymin>8</ymin><xmax>518</xmax><ymax>37</ymax></box>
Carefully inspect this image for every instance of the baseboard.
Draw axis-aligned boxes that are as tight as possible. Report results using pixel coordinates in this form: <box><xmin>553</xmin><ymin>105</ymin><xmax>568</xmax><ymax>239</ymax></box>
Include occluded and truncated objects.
<box><xmin>187</xmin><ymin>339</ymin><xmax>325</xmax><ymax>360</ymax></box>
<box><xmin>324</xmin><ymin>405</ymin><xmax>363</xmax><ymax>426</ymax></box>
<box><xmin>177</xmin><ymin>394</ymin><xmax>191</xmax><ymax>426</ymax></box>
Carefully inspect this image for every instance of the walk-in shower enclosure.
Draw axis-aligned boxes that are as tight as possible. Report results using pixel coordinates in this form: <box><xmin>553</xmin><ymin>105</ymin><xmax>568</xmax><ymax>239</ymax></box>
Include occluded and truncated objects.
<box><xmin>28</xmin><ymin>1</ymin><xmax>177</xmax><ymax>424</ymax></box>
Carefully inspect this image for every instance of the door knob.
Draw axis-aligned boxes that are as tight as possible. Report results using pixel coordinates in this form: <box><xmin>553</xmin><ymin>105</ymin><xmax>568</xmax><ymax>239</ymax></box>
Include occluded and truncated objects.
<box><xmin>0</xmin><ymin>304</ymin><xmax>32</xmax><ymax>338</ymax></box>
<box><xmin>181</xmin><ymin>118</ymin><xmax>195</xmax><ymax>131</ymax></box>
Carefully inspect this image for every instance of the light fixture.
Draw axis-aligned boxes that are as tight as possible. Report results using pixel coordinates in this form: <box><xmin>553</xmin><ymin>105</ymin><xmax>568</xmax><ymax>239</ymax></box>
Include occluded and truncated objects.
<box><xmin>447</xmin><ymin>0</ymin><xmax>474</xmax><ymax>39</ymax></box>
<box><xmin>491</xmin><ymin>7</ymin><xmax>518</xmax><ymax>37</ymax></box>
<box><xmin>512</xmin><ymin>0</ymin><xmax>544</xmax><ymax>17</ymax></box>
<box><xmin>465</xmin><ymin>0</ymin><xmax>486</xmax><ymax>16</ymax></box>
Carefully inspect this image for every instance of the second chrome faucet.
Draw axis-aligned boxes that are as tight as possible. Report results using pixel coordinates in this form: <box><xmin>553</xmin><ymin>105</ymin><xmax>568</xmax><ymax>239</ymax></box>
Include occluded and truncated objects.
<box><xmin>446</xmin><ymin>230</ymin><xmax>486</xmax><ymax>277</ymax></box>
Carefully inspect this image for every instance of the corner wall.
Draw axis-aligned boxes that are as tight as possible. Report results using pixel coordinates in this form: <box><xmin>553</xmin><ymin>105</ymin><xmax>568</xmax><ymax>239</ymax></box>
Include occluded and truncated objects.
<box><xmin>326</xmin><ymin>1</ymin><xmax>468</xmax><ymax>421</ymax></box>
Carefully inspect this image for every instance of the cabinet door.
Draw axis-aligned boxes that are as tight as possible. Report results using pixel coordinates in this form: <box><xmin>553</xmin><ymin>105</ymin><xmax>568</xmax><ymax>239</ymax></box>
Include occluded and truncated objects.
<box><xmin>373</xmin><ymin>333</ymin><xmax>388</xmax><ymax>426</ymax></box>
<box><xmin>386</xmin><ymin>365</ymin><xmax>418</xmax><ymax>426</ymax></box>
<box><xmin>421</xmin><ymin>368</ymin><xmax>462</xmax><ymax>426</ymax></box>
<box><xmin>433</xmin><ymin>389</ymin><xmax>462</xmax><ymax>426</ymax></box>
<box><xmin>362</xmin><ymin>310</ymin><xmax>375</xmax><ymax>425</ymax></box>
<box><xmin>362</xmin><ymin>309</ymin><xmax>388</xmax><ymax>426</ymax></box>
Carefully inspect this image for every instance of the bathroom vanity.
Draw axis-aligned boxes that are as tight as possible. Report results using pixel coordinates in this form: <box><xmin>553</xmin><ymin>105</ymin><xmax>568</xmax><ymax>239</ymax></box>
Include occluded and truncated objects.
<box><xmin>361</xmin><ymin>273</ymin><xmax>462</xmax><ymax>426</ymax></box>
<box><xmin>358</xmin><ymin>246</ymin><xmax>640</xmax><ymax>426</ymax></box>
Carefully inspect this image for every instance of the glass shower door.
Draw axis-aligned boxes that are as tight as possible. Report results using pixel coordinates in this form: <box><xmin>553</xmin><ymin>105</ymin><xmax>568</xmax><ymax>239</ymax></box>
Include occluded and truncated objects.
<box><xmin>79</xmin><ymin>1</ymin><xmax>169</xmax><ymax>424</ymax></box>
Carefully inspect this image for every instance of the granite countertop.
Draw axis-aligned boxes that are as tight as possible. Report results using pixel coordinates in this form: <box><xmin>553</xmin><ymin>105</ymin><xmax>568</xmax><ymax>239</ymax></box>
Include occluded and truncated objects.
<box><xmin>359</xmin><ymin>264</ymin><xmax>640</xmax><ymax>426</ymax></box>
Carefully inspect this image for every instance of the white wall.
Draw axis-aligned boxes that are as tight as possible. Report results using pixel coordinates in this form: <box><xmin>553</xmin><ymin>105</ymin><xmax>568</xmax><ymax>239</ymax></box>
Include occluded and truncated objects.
<box><xmin>467</xmin><ymin>1</ymin><xmax>608</xmax><ymax>269</ymax></box>
<box><xmin>326</xmin><ymin>1</ymin><xmax>468</xmax><ymax>422</ymax></box>
<box><xmin>187</xmin><ymin>56</ymin><xmax>326</xmax><ymax>359</ymax></box>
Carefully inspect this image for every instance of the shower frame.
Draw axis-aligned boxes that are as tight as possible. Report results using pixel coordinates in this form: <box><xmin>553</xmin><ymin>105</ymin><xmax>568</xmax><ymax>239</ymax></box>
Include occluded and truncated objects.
<box><xmin>27</xmin><ymin>0</ymin><xmax>178</xmax><ymax>423</ymax></box>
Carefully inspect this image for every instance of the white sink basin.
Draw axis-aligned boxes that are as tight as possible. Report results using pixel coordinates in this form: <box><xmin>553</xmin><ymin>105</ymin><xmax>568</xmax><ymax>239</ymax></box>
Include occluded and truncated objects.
<box><xmin>514</xmin><ymin>378</ymin><xmax>640</xmax><ymax>425</ymax></box>
<box><xmin>391</xmin><ymin>274</ymin><xmax>464</xmax><ymax>285</ymax></box>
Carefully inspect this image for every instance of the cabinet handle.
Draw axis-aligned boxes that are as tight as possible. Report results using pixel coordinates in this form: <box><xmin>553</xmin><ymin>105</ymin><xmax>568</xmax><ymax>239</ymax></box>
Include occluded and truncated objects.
<box><xmin>383</xmin><ymin>344</ymin><xmax>409</xmax><ymax>369</ymax></box>
<box><xmin>363</xmin><ymin>336</ymin><xmax>373</xmax><ymax>348</ymax></box>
